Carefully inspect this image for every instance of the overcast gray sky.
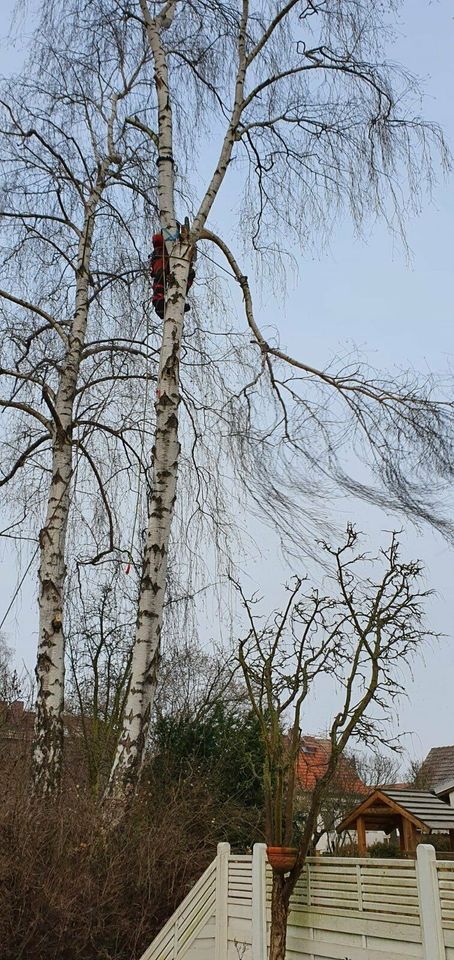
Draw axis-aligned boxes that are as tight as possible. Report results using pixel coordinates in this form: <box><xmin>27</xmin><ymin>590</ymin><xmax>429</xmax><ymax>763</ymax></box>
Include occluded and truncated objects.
<box><xmin>0</xmin><ymin>0</ymin><xmax>453</xmax><ymax>765</ymax></box>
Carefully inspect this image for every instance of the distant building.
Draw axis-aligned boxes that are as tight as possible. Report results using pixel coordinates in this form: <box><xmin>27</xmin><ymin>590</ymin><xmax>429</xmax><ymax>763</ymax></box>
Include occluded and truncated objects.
<box><xmin>421</xmin><ymin>744</ymin><xmax>454</xmax><ymax>793</ymax></box>
<box><xmin>297</xmin><ymin>735</ymin><xmax>366</xmax><ymax>794</ymax></box>
<box><xmin>296</xmin><ymin>736</ymin><xmax>369</xmax><ymax>852</ymax></box>
<box><xmin>0</xmin><ymin>699</ymin><xmax>94</xmax><ymax>788</ymax></box>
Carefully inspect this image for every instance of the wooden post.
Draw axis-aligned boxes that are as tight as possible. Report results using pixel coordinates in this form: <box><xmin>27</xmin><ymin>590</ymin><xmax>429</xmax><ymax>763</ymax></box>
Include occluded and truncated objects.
<box><xmin>215</xmin><ymin>842</ymin><xmax>230</xmax><ymax>960</ymax></box>
<box><xmin>416</xmin><ymin>844</ymin><xmax>444</xmax><ymax>960</ymax></box>
<box><xmin>398</xmin><ymin>818</ymin><xmax>406</xmax><ymax>854</ymax></box>
<box><xmin>252</xmin><ymin>844</ymin><xmax>267</xmax><ymax>960</ymax></box>
<box><xmin>356</xmin><ymin>816</ymin><xmax>367</xmax><ymax>857</ymax></box>
<box><xmin>402</xmin><ymin>816</ymin><xmax>417</xmax><ymax>856</ymax></box>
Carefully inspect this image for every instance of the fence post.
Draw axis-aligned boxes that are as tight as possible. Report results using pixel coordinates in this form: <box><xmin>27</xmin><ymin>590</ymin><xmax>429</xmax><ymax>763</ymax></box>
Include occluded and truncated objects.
<box><xmin>252</xmin><ymin>844</ymin><xmax>267</xmax><ymax>960</ymax></box>
<box><xmin>416</xmin><ymin>844</ymin><xmax>444</xmax><ymax>960</ymax></box>
<box><xmin>215</xmin><ymin>842</ymin><xmax>230</xmax><ymax>960</ymax></box>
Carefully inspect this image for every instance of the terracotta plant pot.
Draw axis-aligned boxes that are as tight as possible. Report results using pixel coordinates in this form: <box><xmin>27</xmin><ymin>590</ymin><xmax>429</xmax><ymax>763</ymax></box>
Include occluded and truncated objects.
<box><xmin>266</xmin><ymin>846</ymin><xmax>298</xmax><ymax>873</ymax></box>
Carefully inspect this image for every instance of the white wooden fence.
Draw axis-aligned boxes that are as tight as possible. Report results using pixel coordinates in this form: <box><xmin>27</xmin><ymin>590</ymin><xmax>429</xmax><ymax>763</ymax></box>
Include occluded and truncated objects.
<box><xmin>140</xmin><ymin>843</ymin><xmax>454</xmax><ymax>960</ymax></box>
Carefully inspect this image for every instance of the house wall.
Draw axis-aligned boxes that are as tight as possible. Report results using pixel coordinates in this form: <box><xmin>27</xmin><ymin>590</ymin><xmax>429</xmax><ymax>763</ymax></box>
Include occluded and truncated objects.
<box><xmin>316</xmin><ymin>827</ymin><xmax>385</xmax><ymax>853</ymax></box>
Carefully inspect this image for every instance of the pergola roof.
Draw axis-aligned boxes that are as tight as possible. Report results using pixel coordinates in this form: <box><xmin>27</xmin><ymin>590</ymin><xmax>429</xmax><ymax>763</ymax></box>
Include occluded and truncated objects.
<box><xmin>337</xmin><ymin>788</ymin><xmax>454</xmax><ymax>834</ymax></box>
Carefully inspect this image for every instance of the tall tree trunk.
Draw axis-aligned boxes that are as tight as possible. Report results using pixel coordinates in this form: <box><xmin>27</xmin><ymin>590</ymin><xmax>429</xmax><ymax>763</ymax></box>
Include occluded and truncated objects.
<box><xmin>32</xmin><ymin>180</ymin><xmax>104</xmax><ymax>796</ymax></box>
<box><xmin>106</xmin><ymin>0</ymin><xmax>186</xmax><ymax>800</ymax></box>
<box><xmin>269</xmin><ymin>872</ymin><xmax>291</xmax><ymax>960</ymax></box>
<box><xmin>106</xmin><ymin>0</ymin><xmax>246</xmax><ymax>799</ymax></box>
<box><xmin>33</xmin><ymin>432</ymin><xmax>72</xmax><ymax>794</ymax></box>
<box><xmin>106</xmin><ymin>245</ymin><xmax>191</xmax><ymax>796</ymax></box>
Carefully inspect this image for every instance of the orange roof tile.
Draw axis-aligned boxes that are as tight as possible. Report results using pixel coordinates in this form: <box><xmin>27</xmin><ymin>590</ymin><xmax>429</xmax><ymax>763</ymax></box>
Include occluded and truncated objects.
<box><xmin>297</xmin><ymin>736</ymin><xmax>367</xmax><ymax>794</ymax></box>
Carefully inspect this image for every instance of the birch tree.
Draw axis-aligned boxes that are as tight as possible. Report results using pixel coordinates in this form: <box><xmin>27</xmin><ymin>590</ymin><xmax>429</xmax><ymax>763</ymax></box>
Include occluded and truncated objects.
<box><xmin>101</xmin><ymin>0</ymin><xmax>453</xmax><ymax>799</ymax></box>
<box><xmin>6</xmin><ymin>0</ymin><xmax>453</xmax><ymax>800</ymax></box>
<box><xmin>0</xmin><ymin>21</ymin><xmax>158</xmax><ymax>794</ymax></box>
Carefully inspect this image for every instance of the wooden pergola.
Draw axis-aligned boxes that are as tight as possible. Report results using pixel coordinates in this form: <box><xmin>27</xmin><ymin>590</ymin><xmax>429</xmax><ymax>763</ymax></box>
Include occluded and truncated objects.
<box><xmin>337</xmin><ymin>788</ymin><xmax>454</xmax><ymax>857</ymax></box>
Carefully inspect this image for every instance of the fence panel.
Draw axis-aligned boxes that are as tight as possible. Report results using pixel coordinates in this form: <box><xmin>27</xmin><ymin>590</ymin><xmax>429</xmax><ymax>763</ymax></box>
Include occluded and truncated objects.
<box><xmin>228</xmin><ymin>854</ymin><xmax>254</xmax><ymax>958</ymax></box>
<box><xmin>140</xmin><ymin>859</ymin><xmax>217</xmax><ymax>960</ymax></box>
<box><xmin>141</xmin><ymin>844</ymin><xmax>454</xmax><ymax>960</ymax></box>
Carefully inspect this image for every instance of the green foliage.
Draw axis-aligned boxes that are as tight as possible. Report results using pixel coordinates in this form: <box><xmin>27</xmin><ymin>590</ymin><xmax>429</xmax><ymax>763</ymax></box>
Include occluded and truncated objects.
<box><xmin>368</xmin><ymin>840</ymin><xmax>401</xmax><ymax>858</ymax></box>
<box><xmin>149</xmin><ymin>703</ymin><xmax>265</xmax><ymax>844</ymax></box>
<box><xmin>424</xmin><ymin>833</ymin><xmax>452</xmax><ymax>851</ymax></box>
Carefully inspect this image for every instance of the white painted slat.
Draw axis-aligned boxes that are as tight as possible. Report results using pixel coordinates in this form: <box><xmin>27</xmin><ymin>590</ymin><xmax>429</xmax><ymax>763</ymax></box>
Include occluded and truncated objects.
<box><xmin>362</xmin><ymin>890</ymin><xmax>418</xmax><ymax>903</ymax></box>
<box><xmin>178</xmin><ymin>891</ymin><xmax>216</xmax><ymax>942</ymax></box>
<box><xmin>178</xmin><ymin>870</ymin><xmax>217</xmax><ymax>923</ymax></box>
<box><xmin>311</xmin><ymin>878</ymin><xmax>358</xmax><ymax>888</ymax></box>
<box><xmin>228</xmin><ymin>898</ymin><xmax>254</xmax><ymax>910</ymax></box>
<box><xmin>307</xmin><ymin>855</ymin><xmax>413</xmax><ymax>866</ymax></box>
<box><xmin>310</xmin><ymin>886</ymin><xmax>357</xmax><ymax>898</ymax></box>
<box><xmin>287</xmin><ymin>933</ymin><xmax>422</xmax><ymax>960</ymax></box>
<box><xmin>360</xmin><ymin>868</ymin><xmax>417</xmax><ymax>879</ymax></box>
<box><xmin>140</xmin><ymin>860</ymin><xmax>217</xmax><ymax>960</ymax></box>
<box><xmin>310</xmin><ymin>897</ymin><xmax>361</xmax><ymax>910</ymax></box>
<box><xmin>142</xmin><ymin>846</ymin><xmax>454</xmax><ymax>960</ymax></box>
<box><xmin>362</xmin><ymin>877</ymin><xmax>418</xmax><ymax>890</ymax></box>
<box><xmin>289</xmin><ymin>907</ymin><xmax>422</xmax><ymax>937</ymax></box>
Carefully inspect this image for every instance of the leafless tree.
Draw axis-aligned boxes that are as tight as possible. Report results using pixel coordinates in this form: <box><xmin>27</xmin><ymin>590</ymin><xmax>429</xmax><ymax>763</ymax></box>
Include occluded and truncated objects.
<box><xmin>153</xmin><ymin>639</ymin><xmax>240</xmax><ymax>724</ymax></box>
<box><xmin>65</xmin><ymin>569</ymin><xmax>137</xmax><ymax>796</ymax></box>
<box><xmin>236</xmin><ymin>525</ymin><xmax>434</xmax><ymax>960</ymax></box>
<box><xmin>0</xmin><ymin>17</ymin><xmax>160</xmax><ymax>794</ymax></box>
<box><xmin>64</xmin><ymin>565</ymin><xmax>226</xmax><ymax>795</ymax></box>
<box><xmin>0</xmin><ymin>635</ymin><xmax>24</xmax><ymax>716</ymax></box>
<box><xmin>5</xmin><ymin>0</ymin><xmax>454</xmax><ymax>803</ymax></box>
<box><xmin>102</xmin><ymin>0</ymin><xmax>453</xmax><ymax>801</ymax></box>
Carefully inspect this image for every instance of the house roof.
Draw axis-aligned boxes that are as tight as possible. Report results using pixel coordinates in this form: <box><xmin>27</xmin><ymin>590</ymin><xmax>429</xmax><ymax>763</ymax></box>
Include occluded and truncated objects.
<box><xmin>337</xmin><ymin>787</ymin><xmax>454</xmax><ymax>834</ymax></box>
<box><xmin>379</xmin><ymin>782</ymin><xmax>410</xmax><ymax>791</ymax></box>
<box><xmin>422</xmin><ymin>745</ymin><xmax>454</xmax><ymax>790</ymax></box>
<box><xmin>297</xmin><ymin>736</ymin><xmax>366</xmax><ymax>794</ymax></box>
<box><xmin>434</xmin><ymin>778</ymin><xmax>454</xmax><ymax>800</ymax></box>
<box><xmin>0</xmin><ymin>701</ymin><xmax>94</xmax><ymax>742</ymax></box>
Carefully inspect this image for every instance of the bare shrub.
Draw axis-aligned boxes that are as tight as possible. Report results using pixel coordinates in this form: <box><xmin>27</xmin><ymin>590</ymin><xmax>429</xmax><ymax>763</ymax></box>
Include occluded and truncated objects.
<box><xmin>0</xmin><ymin>778</ymin><xmax>220</xmax><ymax>960</ymax></box>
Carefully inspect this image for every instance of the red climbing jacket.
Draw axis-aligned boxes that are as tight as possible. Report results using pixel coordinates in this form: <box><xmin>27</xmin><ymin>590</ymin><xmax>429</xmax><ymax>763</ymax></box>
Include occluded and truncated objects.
<box><xmin>150</xmin><ymin>232</ymin><xmax>195</xmax><ymax>319</ymax></box>
<box><xmin>150</xmin><ymin>232</ymin><xmax>167</xmax><ymax>319</ymax></box>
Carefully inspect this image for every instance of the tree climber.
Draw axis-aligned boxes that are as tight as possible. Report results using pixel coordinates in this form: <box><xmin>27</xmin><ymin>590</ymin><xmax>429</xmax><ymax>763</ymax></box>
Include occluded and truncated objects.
<box><xmin>150</xmin><ymin>231</ymin><xmax>195</xmax><ymax>319</ymax></box>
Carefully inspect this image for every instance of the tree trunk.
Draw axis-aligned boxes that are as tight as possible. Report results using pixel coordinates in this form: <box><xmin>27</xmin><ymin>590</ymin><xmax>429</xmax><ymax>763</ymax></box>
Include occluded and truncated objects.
<box><xmin>106</xmin><ymin>0</ymin><xmax>190</xmax><ymax>801</ymax></box>
<box><xmin>106</xmin><ymin>245</ymin><xmax>191</xmax><ymax>797</ymax></box>
<box><xmin>32</xmin><ymin>181</ymin><xmax>103</xmax><ymax>795</ymax></box>
<box><xmin>269</xmin><ymin>871</ymin><xmax>291</xmax><ymax>960</ymax></box>
<box><xmin>32</xmin><ymin>433</ymin><xmax>72</xmax><ymax>794</ymax></box>
<box><xmin>106</xmin><ymin>0</ymin><xmax>243</xmax><ymax>800</ymax></box>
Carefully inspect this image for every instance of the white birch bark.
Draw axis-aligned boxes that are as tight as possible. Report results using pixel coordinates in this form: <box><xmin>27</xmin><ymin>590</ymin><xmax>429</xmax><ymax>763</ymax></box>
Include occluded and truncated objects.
<box><xmin>32</xmin><ymin>169</ymin><xmax>107</xmax><ymax>795</ymax></box>
<box><xmin>106</xmin><ymin>243</ymin><xmax>191</xmax><ymax>794</ymax></box>
<box><xmin>107</xmin><ymin>0</ymin><xmax>252</xmax><ymax>798</ymax></box>
<box><xmin>107</xmin><ymin>0</ymin><xmax>193</xmax><ymax>796</ymax></box>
